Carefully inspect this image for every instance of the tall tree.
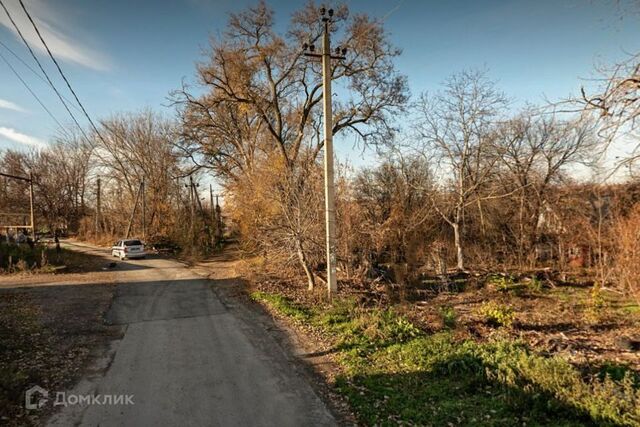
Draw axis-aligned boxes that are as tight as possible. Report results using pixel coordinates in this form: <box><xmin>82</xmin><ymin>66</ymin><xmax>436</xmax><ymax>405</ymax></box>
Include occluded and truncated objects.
<box><xmin>172</xmin><ymin>1</ymin><xmax>408</xmax><ymax>289</ymax></box>
<box><xmin>414</xmin><ymin>69</ymin><xmax>507</xmax><ymax>270</ymax></box>
<box><xmin>172</xmin><ymin>0</ymin><xmax>408</xmax><ymax>181</ymax></box>
<box><xmin>494</xmin><ymin>111</ymin><xmax>599</xmax><ymax>266</ymax></box>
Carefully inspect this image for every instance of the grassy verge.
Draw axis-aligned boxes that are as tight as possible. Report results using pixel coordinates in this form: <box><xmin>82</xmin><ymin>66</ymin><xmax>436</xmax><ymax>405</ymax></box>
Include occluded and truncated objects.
<box><xmin>252</xmin><ymin>291</ymin><xmax>640</xmax><ymax>426</ymax></box>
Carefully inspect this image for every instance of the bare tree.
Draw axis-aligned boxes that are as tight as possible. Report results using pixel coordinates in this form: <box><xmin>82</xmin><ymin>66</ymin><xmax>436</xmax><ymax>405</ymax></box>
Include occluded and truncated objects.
<box><xmin>414</xmin><ymin>69</ymin><xmax>507</xmax><ymax>270</ymax></box>
<box><xmin>578</xmin><ymin>2</ymin><xmax>640</xmax><ymax>166</ymax></box>
<box><xmin>172</xmin><ymin>1</ymin><xmax>408</xmax><ymax>288</ymax></box>
<box><xmin>0</xmin><ymin>135</ymin><xmax>92</xmax><ymax>234</ymax></box>
<box><xmin>95</xmin><ymin>110</ymin><xmax>184</xmax><ymax>238</ymax></box>
<box><xmin>494</xmin><ymin>111</ymin><xmax>599</xmax><ymax>266</ymax></box>
<box><xmin>172</xmin><ymin>1</ymin><xmax>407</xmax><ymax>181</ymax></box>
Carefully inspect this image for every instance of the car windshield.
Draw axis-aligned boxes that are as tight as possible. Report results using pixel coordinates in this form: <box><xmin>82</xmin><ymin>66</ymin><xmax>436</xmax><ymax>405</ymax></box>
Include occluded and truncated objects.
<box><xmin>125</xmin><ymin>240</ymin><xmax>143</xmax><ymax>246</ymax></box>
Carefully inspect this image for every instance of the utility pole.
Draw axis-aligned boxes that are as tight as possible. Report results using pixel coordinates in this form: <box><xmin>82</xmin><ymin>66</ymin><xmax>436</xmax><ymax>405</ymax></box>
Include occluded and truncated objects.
<box><xmin>188</xmin><ymin>176</ymin><xmax>195</xmax><ymax>242</ymax></box>
<box><xmin>28</xmin><ymin>171</ymin><xmax>35</xmax><ymax>241</ymax></box>
<box><xmin>125</xmin><ymin>182</ymin><xmax>143</xmax><ymax>239</ymax></box>
<box><xmin>215</xmin><ymin>194</ymin><xmax>222</xmax><ymax>244</ymax></box>
<box><xmin>210</xmin><ymin>184</ymin><xmax>215</xmax><ymax>224</ymax></box>
<box><xmin>141</xmin><ymin>178</ymin><xmax>146</xmax><ymax>240</ymax></box>
<box><xmin>95</xmin><ymin>177</ymin><xmax>101</xmax><ymax>239</ymax></box>
<box><xmin>303</xmin><ymin>7</ymin><xmax>346</xmax><ymax>298</ymax></box>
<box><xmin>210</xmin><ymin>184</ymin><xmax>216</xmax><ymax>247</ymax></box>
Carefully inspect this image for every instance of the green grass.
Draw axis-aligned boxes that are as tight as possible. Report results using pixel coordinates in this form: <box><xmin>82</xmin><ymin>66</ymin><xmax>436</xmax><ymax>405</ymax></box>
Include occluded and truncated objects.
<box><xmin>253</xmin><ymin>291</ymin><xmax>640</xmax><ymax>426</ymax></box>
<box><xmin>619</xmin><ymin>303</ymin><xmax>640</xmax><ymax>316</ymax></box>
<box><xmin>250</xmin><ymin>291</ymin><xmax>313</xmax><ymax>322</ymax></box>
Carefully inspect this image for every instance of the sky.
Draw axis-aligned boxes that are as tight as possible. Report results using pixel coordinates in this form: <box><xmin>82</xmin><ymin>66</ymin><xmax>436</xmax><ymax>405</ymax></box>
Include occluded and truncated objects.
<box><xmin>1</xmin><ymin>0</ymin><xmax>639</xmax><ymax>166</ymax></box>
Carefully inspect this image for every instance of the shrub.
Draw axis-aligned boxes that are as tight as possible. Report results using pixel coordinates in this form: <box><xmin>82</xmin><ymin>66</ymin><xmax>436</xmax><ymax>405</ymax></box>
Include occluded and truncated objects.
<box><xmin>438</xmin><ymin>305</ymin><xmax>456</xmax><ymax>329</ymax></box>
<box><xmin>486</xmin><ymin>274</ymin><xmax>515</xmax><ymax>291</ymax></box>
<box><xmin>478</xmin><ymin>301</ymin><xmax>516</xmax><ymax>327</ymax></box>
<box><xmin>614</xmin><ymin>203</ymin><xmax>640</xmax><ymax>304</ymax></box>
<box><xmin>585</xmin><ymin>286</ymin><xmax>610</xmax><ymax>323</ymax></box>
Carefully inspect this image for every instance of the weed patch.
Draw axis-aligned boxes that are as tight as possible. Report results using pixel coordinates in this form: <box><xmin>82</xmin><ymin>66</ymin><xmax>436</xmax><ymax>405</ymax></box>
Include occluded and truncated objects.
<box><xmin>254</xmin><ymin>290</ymin><xmax>640</xmax><ymax>426</ymax></box>
<box><xmin>478</xmin><ymin>301</ymin><xmax>516</xmax><ymax>327</ymax></box>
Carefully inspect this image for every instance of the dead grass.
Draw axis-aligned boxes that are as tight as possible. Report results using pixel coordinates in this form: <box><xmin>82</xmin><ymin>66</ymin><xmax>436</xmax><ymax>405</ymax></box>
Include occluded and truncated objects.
<box><xmin>0</xmin><ymin>283</ymin><xmax>120</xmax><ymax>426</ymax></box>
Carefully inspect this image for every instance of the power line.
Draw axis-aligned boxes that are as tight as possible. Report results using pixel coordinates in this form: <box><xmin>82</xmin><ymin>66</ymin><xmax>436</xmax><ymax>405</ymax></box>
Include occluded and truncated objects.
<box><xmin>0</xmin><ymin>49</ymin><xmax>65</xmax><ymax>130</ymax></box>
<box><xmin>18</xmin><ymin>0</ymin><xmax>109</xmax><ymax>147</ymax></box>
<box><xmin>0</xmin><ymin>0</ymin><xmax>92</xmax><ymax>144</ymax></box>
<box><xmin>0</xmin><ymin>39</ymin><xmax>82</xmax><ymax>113</ymax></box>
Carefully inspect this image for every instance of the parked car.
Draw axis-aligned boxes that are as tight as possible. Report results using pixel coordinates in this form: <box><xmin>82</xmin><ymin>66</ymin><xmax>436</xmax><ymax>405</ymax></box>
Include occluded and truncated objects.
<box><xmin>111</xmin><ymin>239</ymin><xmax>146</xmax><ymax>260</ymax></box>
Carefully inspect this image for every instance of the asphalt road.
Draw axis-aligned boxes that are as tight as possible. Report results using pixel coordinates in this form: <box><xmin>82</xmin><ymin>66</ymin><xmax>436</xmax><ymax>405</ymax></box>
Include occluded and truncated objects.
<box><xmin>48</xmin><ymin>244</ymin><xmax>336</xmax><ymax>427</ymax></box>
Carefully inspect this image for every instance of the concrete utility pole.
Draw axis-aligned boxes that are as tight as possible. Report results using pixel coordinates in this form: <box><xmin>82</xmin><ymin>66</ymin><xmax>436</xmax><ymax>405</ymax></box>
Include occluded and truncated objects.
<box><xmin>303</xmin><ymin>7</ymin><xmax>346</xmax><ymax>298</ymax></box>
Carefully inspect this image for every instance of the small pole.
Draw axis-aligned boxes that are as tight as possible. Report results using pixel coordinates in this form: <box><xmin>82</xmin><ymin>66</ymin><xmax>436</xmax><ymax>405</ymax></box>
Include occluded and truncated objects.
<box><xmin>214</xmin><ymin>184</ymin><xmax>218</xmax><ymax>247</ymax></box>
<box><xmin>95</xmin><ymin>177</ymin><xmax>101</xmax><ymax>239</ymax></box>
<box><xmin>215</xmin><ymin>195</ymin><xmax>221</xmax><ymax>242</ymax></box>
<box><xmin>125</xmin><ymin>182</ymin><xmax>142</xmax><ymax>239</ymax></box>
<box><xmin>189</xmin><ymin>176</ymin><xmax>195</xmax><ymax>241</ymax></box>
<box><xmin>142</xmin><ymin>178</ymin><xmax>146</xmax><ymax>240</ymax></box>
<box><xmin>28</xmin><ymin>172</ymin><xmax>35</xmax><ymax>241</ymax></box>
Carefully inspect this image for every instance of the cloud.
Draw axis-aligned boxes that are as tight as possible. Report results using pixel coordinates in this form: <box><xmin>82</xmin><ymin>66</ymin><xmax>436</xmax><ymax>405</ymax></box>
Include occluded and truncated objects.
<box><xmin>0</xmin><ymin>127</ymin><xmax>47</xmax><ymax>149</ymax></box>
<box><xmin>0</xmin><ymin>98</ymin><xmax>26</xmax><ymax>112</ymax></box>
<box><xmin>0</xmin><ymin>0</ymin><xmax>110</xmax><ymax>71</ymax></box>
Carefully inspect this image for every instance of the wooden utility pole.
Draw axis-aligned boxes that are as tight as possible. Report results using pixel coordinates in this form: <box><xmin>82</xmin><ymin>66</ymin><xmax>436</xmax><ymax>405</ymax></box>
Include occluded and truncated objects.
<box><xmin>215</xmin><ymin>195</ymin><xmax>222</xmax><ymax>244</ymax></box>
<box><xmin>210</xmin><ymin>184</ymin><xmax>216</xmax><ymax>247</ymax></box>
<box><xmin>210</xmin><ymin>184</ymin><xmax>215</xmax><ymax>224</ymax></box>
<box><xmin>28</xmin><ymin>172</ymin><xmax>35</xmax><ymax>241</ymax></box>
<box><xmin>141</xmin><ymin>178</ymin><xmax>146</xmax><ymax>240</ymax></box>
<box><xmin>125</xmin><ymin>182</ymin><xmax>143</xmax><ymax>239</ymax></box>
<box><xmin>302</xmin><ymin>7</ymin><xmax>345</xmax><ymax>298</ymax></box>
<box><xmin>188</xmin><ymin>176</ymin><xmax>195</xmax><ymax>241</ymax></box>
<box><xmin>95</xmin><ymin>177</ymin><xmax>101</xmax><ymax>238</ymax></box>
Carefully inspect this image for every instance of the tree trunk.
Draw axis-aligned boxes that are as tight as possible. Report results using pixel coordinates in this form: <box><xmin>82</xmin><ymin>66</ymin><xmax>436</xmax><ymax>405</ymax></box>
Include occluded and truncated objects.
<box><xmin>453</xmin><ymin>222</ymin><xmax>464</xmax><ymax>271</ymax></box>
<box><xmin>296</xmin><ymin>238</ymin><xmax>315</xmax><ymax>291</ymax></box>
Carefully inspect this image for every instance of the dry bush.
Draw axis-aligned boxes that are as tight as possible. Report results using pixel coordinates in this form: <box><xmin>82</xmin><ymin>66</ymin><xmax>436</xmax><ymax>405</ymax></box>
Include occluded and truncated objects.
<box><xmin>614</xmin><ymin>202</ymin><xmax>640</xmax><ymax>303</ymax></box>
<box><xmin>227</xmin><ymin>153</ymin><xmax>324</xmax><ymax>290</ymax></box>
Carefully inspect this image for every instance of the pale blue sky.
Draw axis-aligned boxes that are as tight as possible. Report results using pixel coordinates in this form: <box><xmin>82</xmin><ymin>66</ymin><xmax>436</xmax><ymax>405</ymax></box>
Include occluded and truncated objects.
<box><xmin>1</xmin><ymin>0</ymin><xmax>639</xmax><ymax>165</ymax></box>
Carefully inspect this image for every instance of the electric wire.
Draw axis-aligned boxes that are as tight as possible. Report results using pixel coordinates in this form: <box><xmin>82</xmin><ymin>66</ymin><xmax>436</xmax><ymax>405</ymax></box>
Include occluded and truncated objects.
<box><xmin>18</xmin><ymin>0</ymin><xmax>110</xmax><ymax>147</ymax></box>
<box><xmin>0</xmin><ymin>39</ymin><xmax>82</xmax><ymax>113</ymax></box>
<box><xmin>0</xmin><ymin>49</ymin><xmax>65</xmax><ymax>130</ymax></box>
<box><xmin>0</xmin><ymin>0</ymin><xmax>92</xmax><ymax>144</ymax></box>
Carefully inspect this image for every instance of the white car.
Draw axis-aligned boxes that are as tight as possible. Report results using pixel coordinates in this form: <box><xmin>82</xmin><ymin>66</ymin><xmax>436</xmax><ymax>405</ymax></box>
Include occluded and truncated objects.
<box><xmin>111</xmin><ymin>239</ymin><xmax>146</xmax><ymax>260</ymax></box>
